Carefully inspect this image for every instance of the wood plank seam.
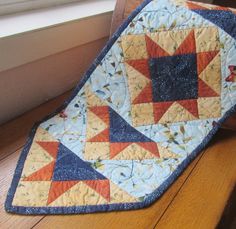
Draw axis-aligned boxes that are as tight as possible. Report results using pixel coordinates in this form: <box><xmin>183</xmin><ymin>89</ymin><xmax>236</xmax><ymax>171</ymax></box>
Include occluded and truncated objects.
<box><xmin>151</xmin><ymin>150</ymin><xmax>206</xmax><ymax>229</ymax></box>
<box><xmin>153</xmin><ymin>131</ymin><xmax>236</xmax><ymax>229</ymax></box>
<box><xmin>0</xmin><ymin>146</ymin><xmax>24</xmax><ymax>163</ymax></box>
<box><xmin>31</xmin><ymin>216</ymin><xmax>46</xmax><ymax>229</ymax></box>
<box><xmin>153</xmin><ymin>149</ymin><xmax>211</xmax><ymax>228</ymax></box>
<box><xmin>0</xmin><ymin>149</ymin><xmax>45</xmax><ymax>228</ymax></box>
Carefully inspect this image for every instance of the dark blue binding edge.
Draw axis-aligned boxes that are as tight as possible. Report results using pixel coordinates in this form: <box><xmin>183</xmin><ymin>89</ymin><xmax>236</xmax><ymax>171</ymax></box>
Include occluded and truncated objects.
<box><xmin>4</xmin><ymin>0</ymin><xmax>236</xmax><ymax>214</ymax></box>
<box><xmin>192</xmin><ymin>9</ymin><xmax>236</xmax><ymax>40</ymax></box>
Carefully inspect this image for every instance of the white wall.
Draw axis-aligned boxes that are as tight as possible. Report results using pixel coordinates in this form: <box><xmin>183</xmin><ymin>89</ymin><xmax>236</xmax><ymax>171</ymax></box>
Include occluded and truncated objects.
<box><xmin>0</xmin><ymin>37</ymin><xmax>108</xmax><ymax>124</ymax></box>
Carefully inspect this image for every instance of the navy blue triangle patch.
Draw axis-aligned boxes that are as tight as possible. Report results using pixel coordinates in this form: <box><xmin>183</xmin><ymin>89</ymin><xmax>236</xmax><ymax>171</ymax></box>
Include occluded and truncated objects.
<box><xmin>109</xmin><ymin>108</ymin><xmax>153</xmax><ymax>143</ymax></box>
<box><xmin>53</xmin><ymin>144</ymin><xmax>107</xmax><ymax>181</ymax></box>
<box><xmin>193</xmin><ymin>10</ymin><xmax>236</xmax><ymax>39</ymax></box>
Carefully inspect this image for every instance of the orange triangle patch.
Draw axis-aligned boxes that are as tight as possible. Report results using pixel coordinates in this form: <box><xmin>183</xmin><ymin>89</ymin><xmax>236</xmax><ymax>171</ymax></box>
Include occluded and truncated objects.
<box><xmin>197</xmin><ymin>51</ymin><xmax>219</xmax><ymax>75</ymax></box>
<box><xmin>84</xmin><ymin>179</ymin><xmax>110</xmax><ymax>202</ymax></box>
<box><xmin>23</xmin><ymin>161</ymin><xmax>55</xmax><ymax>181</ymax></box>
<box><xmin>47</xmin><ymin>181</ymin><xmax>79</xmax><ymax>205</ymax></box>
<box><xmin>145</xmin><ymin>35</ymin><xmax>169</xmax><ymax>58</ymax></box>
<box><xmin>88</xmin><ymin>128</ymin><xmax>109</xmax><ymax>142</ymax></box>
<box><xmin>198</xmin><ymin>78</ymin><xmax>219</xmax><ymax>97</ymax></box>
<box><xmin>126</xmin><ymin>59</ymin><xmax>150</xmax><ymax>79</ymax></box>
<box><xmin>89</xmin><ymin>106</ymin><xmax>109</xmax><ymax>125</ymax></box>
<box><xmin>153</xmin><ymin>101</ymin><xmax>173</xmax><ymax>123</ymax></box>
<box><xmin>37</xmin><ymin>141</ymin><xmax>59</xmax><ymax>159</ymax></box>
<box><xmin>133</xmin><ymin>82</ymin><xmax>153</xmax><ymax>104</ymax></box>
<box><xmin>178</xmin><ymin>99</ymin><xmax>199</xmax><ymax>118</ymax></box>
<box><xmin>110</xmin><ymin>143</ymin><xmax>131</xmax><ymax>159</ymax></box>
<box><xmin>137</xmin><ymin>142</ymin><xmax>160</xmax><ymax>157</ymax></box>
<box><xmin>175</xmin><ymin>30</ymin><xmax>196</xmax><ymax>55</ymax></box>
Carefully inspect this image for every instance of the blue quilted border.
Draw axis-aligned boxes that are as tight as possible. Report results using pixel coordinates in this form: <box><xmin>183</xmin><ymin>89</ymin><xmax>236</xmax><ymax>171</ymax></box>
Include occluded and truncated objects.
<box><xmin>5</xmin><ymin>0</ymin><xmax>236</xmax><ymax>214</ymax></box>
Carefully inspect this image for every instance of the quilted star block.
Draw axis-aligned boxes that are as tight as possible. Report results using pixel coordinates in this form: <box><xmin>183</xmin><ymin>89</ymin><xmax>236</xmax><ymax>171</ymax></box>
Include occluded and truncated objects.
<box><xmin>83</xmin><ymin>88</ymin><xmax>174</xmax><ymax>160</ymax></box>
<box><xmin>121</xmin><ymin>27</ymin><xmax>222</xmax><ymax>126</ymax></box>
<box><xmin>12</xmin><ymin>128</ymin><xmax>138</xmax><ymax>207</ymax></box>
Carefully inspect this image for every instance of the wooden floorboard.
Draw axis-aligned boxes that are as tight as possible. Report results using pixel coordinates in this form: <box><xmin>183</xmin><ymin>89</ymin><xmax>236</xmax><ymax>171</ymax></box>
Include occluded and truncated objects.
<box><xmin>1</xmin><ymin>131</ymin><xmax>234</xmax><ymax>229</ymax></box>
<box><xmin>0</xmin><ymin>87</ymin><xmax>206</xmax><ymax>229</ymax></box>
<box><xmin>0</xmin><ymin>150</ymin><xmax>44</xmax><ymax>229</ymax></box>
<box><xmin>154</xmin><ymin>130</ymin><xmax>236</xmax><ymax>229</ymax></box>
<box><xmin>0</xmin><ymin>90</ymin><xmax>71</xmax><ymax>161</ymax></box>
<box><xmin>0</xmin><ymin>91</ymin><xmax>71</xmax><ymax>228</ymax></box>
<box><xmin>32</xmin><ymin>154</ymin><xmax>203</xmax><ymax>229</ymax></box>
<box><xmin>0</xmin><ymin>89</ymin><xmax>235</xmax><ymax>229</ymax></box>
<box><xmin>0</xmin><ymin>151</ymin><xmax>202</xmax><ymax>229</ymax></box>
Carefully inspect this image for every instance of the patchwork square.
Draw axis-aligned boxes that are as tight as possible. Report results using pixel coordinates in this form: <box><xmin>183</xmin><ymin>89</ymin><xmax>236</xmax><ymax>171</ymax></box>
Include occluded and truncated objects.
<box><xmin>195</xmin><ymin>27</ymin><xmax>220</xmax><ymax>52</ymax></box>
<box><xmin>197</xmin><ymin>97</ymin><xmax>221</xmax><ymax>119</ymax></box>
<box><xmin>149</xmin><ymin>54</ymin><xmax>198</xmax><ymax>102</ymax></box>
<box><xmin>121</xmin><ymin>34</ymin><xmax>148</xmax><ymax>60</ymax></box>
<box><xmin>121</xmin><ymin>27</ymin><xmax>222</xmax><ymax>126</ymax></box>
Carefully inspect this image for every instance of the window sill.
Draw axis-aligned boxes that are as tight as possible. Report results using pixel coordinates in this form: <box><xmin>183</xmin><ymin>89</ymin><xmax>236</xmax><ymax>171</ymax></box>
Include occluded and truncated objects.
<box><xmin>0</xmin><ymin>0</ymin><xmax>115</xmax><ymax>72</ymax></box>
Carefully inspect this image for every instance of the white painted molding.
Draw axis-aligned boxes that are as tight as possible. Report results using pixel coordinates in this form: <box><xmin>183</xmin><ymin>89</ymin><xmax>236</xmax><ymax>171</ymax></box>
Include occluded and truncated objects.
<box><xmin>0</xmin><ymin>0</ymin><xmax>83</xmax><ymax>16</ymax></box>
<box><xmin>0</xmin><ymin>0</ymin><xmax>115</xmax><ymax>72</ymax></box>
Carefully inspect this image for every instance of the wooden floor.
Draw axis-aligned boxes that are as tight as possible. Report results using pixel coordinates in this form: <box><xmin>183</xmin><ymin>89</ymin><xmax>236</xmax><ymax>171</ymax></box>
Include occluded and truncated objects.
<box><xmin>0</xmin><ymin>91</ymin><xmax>236</xmax><ymax>229</ymax></box>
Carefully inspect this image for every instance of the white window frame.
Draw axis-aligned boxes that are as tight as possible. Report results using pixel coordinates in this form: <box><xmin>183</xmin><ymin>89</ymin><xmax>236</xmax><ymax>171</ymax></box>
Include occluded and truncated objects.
<box><xmin>0</xmin><ymin>0</ymin><xmax>83</xmax><ymax>16</ymax></box>
<box><xmin>0</xmin><ymin>0</ymin><xmax>115</xmax><ymax>72</ymax></box>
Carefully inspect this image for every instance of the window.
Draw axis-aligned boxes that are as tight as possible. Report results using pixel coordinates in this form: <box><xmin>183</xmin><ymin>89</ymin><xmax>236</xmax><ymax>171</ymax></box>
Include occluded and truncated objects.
<box><xmin>0</xmin><ymin>0</ymin><xmax>83</xmax><ymax>16</ymax></box>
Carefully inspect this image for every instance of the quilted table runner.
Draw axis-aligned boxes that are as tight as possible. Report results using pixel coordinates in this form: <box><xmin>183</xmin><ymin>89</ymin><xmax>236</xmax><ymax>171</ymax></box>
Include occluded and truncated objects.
<box><xmin>5</xmin><ymin>0</ymin><xmax>236</xmax><ymax>214</ymax></box>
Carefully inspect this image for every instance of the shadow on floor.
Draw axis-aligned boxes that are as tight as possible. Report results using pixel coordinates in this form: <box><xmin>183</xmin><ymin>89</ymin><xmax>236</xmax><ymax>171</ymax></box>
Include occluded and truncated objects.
<box><xmin>217</xmin><ymin>184</ymin><xmax>236</xmax><ymax>229</ymax></box>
